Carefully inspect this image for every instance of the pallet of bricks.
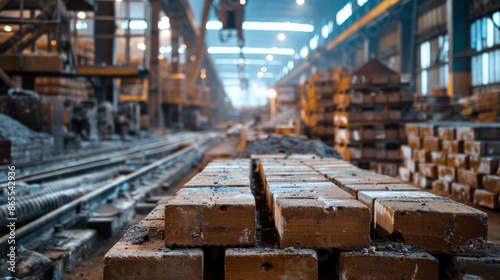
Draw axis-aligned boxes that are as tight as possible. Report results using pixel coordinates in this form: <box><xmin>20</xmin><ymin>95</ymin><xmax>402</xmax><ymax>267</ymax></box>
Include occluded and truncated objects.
<box><xmin>413</xmin><ymin>88</ymin><xmax>452</xmax><ymax>121</ymax></box>
<box><xmin>459</xmin><ymin>84</ymin><xmax>500</xmax><ymax>122</ymax></box>
<box><xmin>399</xmin><ymin>122</ymin><xmax>500</xmax><ymax>210</ymax></box>
<box><xmin>104</xmin><ymin>157</ymin><xmax>498</xmax><ymax>279</ymax></box>
<box><xmin>333</xmin><ymin>59</ymin><xmax>415</xmax><ymax>177</ymax></box>
<box><xmin>35</xmin><ymin>77</ymin><xmax>90</xmax><ymax>103</ymax></box>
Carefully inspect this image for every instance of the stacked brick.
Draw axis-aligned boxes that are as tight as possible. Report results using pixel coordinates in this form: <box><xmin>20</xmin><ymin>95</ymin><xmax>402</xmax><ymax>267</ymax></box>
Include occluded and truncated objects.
<box><xmin>35</xmin><ymin>77</ymin><xmax>90</xmax><ymax>103</ymax></box>
<box><xmin>399</xmin><ymin>122</ymin><xmax>500</xmax><ymax>210</ymax></box>
<box><xmin>104</xmin><ymin>157</ymin><xmax>497</xmax><ymax>279</ymax></box>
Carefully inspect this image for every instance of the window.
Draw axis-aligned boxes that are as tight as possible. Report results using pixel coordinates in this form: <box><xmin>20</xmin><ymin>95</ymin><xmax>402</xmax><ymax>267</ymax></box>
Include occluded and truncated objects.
<box><xmin>418</xmin><ymin>35</ymin><xmax>449</xmax><ymax>95</ymax></box>
<box><xmin>471</xmin><ymin>12</ymin><xmax>500</xmax><ymax>86</ymax></box>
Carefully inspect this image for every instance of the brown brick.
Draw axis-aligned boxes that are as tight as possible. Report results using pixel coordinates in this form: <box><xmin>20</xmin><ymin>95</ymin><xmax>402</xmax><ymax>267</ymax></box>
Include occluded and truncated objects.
<box><xmin>432</xmin><ymin>180</ymin><xmax>451</xmax><ymax>196</ymax></box>
<box><xmin>332</xmin><ymin>176</ymin><xmax>401</xmax><ymax>189</ymax></box>
<box><xmin>418</xmin><ymin>176</ymin><xmax>433</xmax><ymax>189</ymax></box>
<box><xmin>400</xmin><ymin>145</ymin><xmax>412</xmax><ymax>161</ymax></box>
<box><xmin>451</xmin><ymin>182</ymin><xmax>475</xmax><ymax>203</ymax></box>
<box><xmin>484</xmin><ymin>175</ymin><xmax>500</xmax><ymax>193</ymax></box>
<box><xmin>457</xmin><ymin>169</ymin><xmax>484</xmax><ymax>189</ymax></box>
<box><xmin>470</xmin><ymin>156</ymin><xmax>500</xmax><ymax>174</ymax></box>
<box><xmin>399</xmin><ymin>166</ymin><xmax>411</xmax><ymax>182</ymax></box>
<box><xmin>446</xmin><ymin>153</ymin><xmax>469</xmax><ymax>169</ymax></box>
<box><xmin>412</xmin><ymin>172</ymin><xmax>420</xmax><ymax>186</ymax></box>
<box><xmin>225</xmin><ymin>248</ymin><xmax>317</xmax><ymax>280</ymax></box>
<box><xmin>419</xmin><ymin>124</ymin><xmax>437</xmax><ymax>137</ymax></box>
<box><xmin>408</xmin><ymin>135</ymin><xmax>422</xmax><ymax>149</ymax></box>
<box><xmin>464</xmin><ymin>141</ymin><xmax>486</xmax><ymax>156</ymax></box>
<box><xmin>423</xmin><ymin>137</ymin><xmax>442</xmax><ymax>152</ymax></box>
<box><xmin>339</xmin><ymin>245</ymin><xmax>438</xmax><ymax>280</ymax></box>
<box><xmin>374</xmin><ymin>199</ymin><xmax>487</xmax><ymax>256</ymax></box>
<box><xmin>473</xmin><ymin>189</ymin><xmax>500</xmax><ymax>210</ymax></box>
<box><xmin>265</xmin><ymin>181</ymin><xmax>335</xmax><ymax>209</ymax></box>
<box><xmin>338</xmin><ymin>183</ymin><xmax>419</xmax><ymax>199</ymax></box>
<box><xmin>430</xmin><ymin>151</ymin><xmax>447</xmax><ymax>166</ymax></box>
<box><xmin>164</xmin><ymin>188</ymin><xmax>256</xmax><ymax>247</ymax></box>
<box><xmin>405</xmin><ymin>124</ymin><xmax>420</xmax><ymax>137</ymax></box>
<box><xmin>275</xmin><ymin>198</ymin><xmax>370</xmax><ymax>249</ymax></box>
<box><xmin>438</xmin><ymin>166</ymin><xmax>456</xmax><ymax>183</ymax></box>
<box><xmin>438</xmin><ymin>126</ymin><xmax>456</xmax><ymax>140</ymax></box>
<box><xmin>416</xmin><ymin>150</ymin><xmax>431</xmax><ymax>163</ymax></box>
<box><xmin>448</xmin><ymin>245</ymin><xmax>500</xmax><ymax>279</ymax></box>
<box><xmin>418</xmin><ymin>163</ymin><xmax>437</xmax><ymax>179</ymax></box>
<box><xmin>406</xmin><ymin>160</ymin><xmax>418</xmax><ymax>173</ymax></box>
<box><xmin>442</xmin><ymin>140</ymin><xmax>464</xmax><ymax>154</ymax></box>
<box><xmin>103</xmin><ymin>240</ymin><xmax>203</xmax><ymax>280</ymax></box>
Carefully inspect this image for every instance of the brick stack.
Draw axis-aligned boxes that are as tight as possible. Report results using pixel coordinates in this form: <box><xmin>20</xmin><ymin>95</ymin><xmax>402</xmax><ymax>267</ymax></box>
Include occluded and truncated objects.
<box><xmin>76</xmin><ymin>40</ymin><xmax>95</xmax><ymax>66</ymax></box>
<box><xmin>399</xmin><ymin>122</ymin><xmax>500</xmax><ymax>210</ymax></box>
<box><xmin>460</xmin><ymin>85</ymin><xmax>500</xmax><ymax>122</ymax></box>
<box><xmin>104</xmin><ymin>156</ymin><xmax>497</xmax><ymax>279</ymax></box>
<box><xmin>35</xmin><ymin>77</ymin><xmax>90</xmax><ymax>102</ymax></box>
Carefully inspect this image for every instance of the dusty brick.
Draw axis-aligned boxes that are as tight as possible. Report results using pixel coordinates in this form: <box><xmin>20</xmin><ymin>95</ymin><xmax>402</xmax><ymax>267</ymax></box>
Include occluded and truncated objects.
<box><xmin>405</xmin><ymin>124</ymin><xmax>420</xmax><ymax>136</ymax></box>
<box><xmin>374</xmin><ymin>199</ymin><xmax>487</xmax><ymax>256</ymax></box>
<box><xmin>275</xmin><ymin>198</ymin><xmax>370</xmax><ymax>249</ymax></box>
<box><xmin>416</xmin><ymin>150</ymin><xmax>431</xmax><ymax>163</ymax></box>
<box><xmin>451</xmin><ymin>182</ymin><xmax>475</xmax><ymax>203</ymax></box>
<box><xmin>184</xmin><ymin>173</ymin><xmax>250</xmax><ymax>188</ymax></box>
<box><xmin>447</xmin><ymin>245</ymin><xmax>500</xmax><ymax>279</ymax></box>
<box><xmin>339</xmin><ymin>245</ymin><xmax>438</xmax><ymax>280</ymax></box>
<box><xmin>418</xmin><ymin>176</ymin><xmax>433</xmax><ymax>189</ymax></box>
<box><xmin>103</xmin><ymin>240</ymin><xmax>203</xmax><ymax>280</ymax></box>
<box><xmin>225</xmin><ymin>248</ymin><xmax>317</xmax><ymax>280</ymax></box>
<box><xmin>419</xmin><ymin>124</ymin><xmax>438</xmax><ymax>137</ymax></box>
<box><xmin>473</xmin><ymin>189</ymin><xmax>500</xmax><ymax>210</ymax></box>
<box><xmin>323</xmin><ymin>170</ymin><xmax>373</xmax><ymax>181</ymax></box>
<box><xmin>438</xmin><ymin>126</ymin><xmax>456</xmax><ymax>140</ymax></box>
<box><xmin>412</xmin><ymin>172</ymin><xmax>420</xmax><ymax>186</ymax></box>
<box><xmin>423</xmin><ymin>137</ymin><xmax>442</xmax><ymax>152</ymax></box>
<box><xmin>430</xmin><ymin>151</ymin><xmax>447</xmax><ymax>166</ymax></box>
<box><xmin>418</xmin><ymin>163</ymin><xmax>437</xmax><ymax>179</ymax></box>
<box><xmin>332</xmin><ymin>176</ymin><xmax>401</xmax><ymax>189</ymax></box>
<box><xmin>399</xmin><ymin>166</ymin><xmax>411</xmax><ymax>182</ymax></box>
<box><xmin>408</xmin><ymin>135</ymin><xmax>422</xmax><ymax>149</ymax></box>
<box><xmin>337</xmin><ymin>183</ymin><xmax>419</xmax><ymax>199</ymax></box>
<box><xmin>164</xmin><ymin>188</ymin><xmax>255</xmax><ymax>247</ymax></box>
<box><xmin>464</xmin><ymin>141</ymin><xmax>486</xmax><ymax>156</ymax></box>
<box><xmin>446</xmin><ymin>153</ymin><xmax>469</xmax><ymax>169</ymax></box>
<box><xmin>457</xmin><ymin>169</ymin><xmax>484</xmax><ymax>189</ymax></box>
<box><xmin>265</xmin><ymin>181</ymin><xmax>335</xmax><ymax>208</ymax></box>
<box><xmin>406</xmin><ymin>160</ymin><xmax>418</xmax><ymax>173</ymax></box>
<box><xmin>432</xmin><ymin>180</ymin><xmax>451</xmax><ymax>196</ymax></box>
<box><xmin>470</xmin><ymin>157</ymin><xmax>500</xmax><ymax>174</ymax></box>
<box><xmin>483</xmin><ymin>175</ymin><xmax>500</xmax><ymax>193</ymax></box>
<box><xmin>442</xmin><ymin>140</ymin><xmax>464</xmax><ymax>154</ymax></box>
<box><xmin>438</xmin><ymin>165</ymin><xmax>456</xmax><ymax>183</ymax></box>
<box><xmin>400</xmin><ymin>145</ymin><xmax>412</xmax><ymax>161</ymax></box>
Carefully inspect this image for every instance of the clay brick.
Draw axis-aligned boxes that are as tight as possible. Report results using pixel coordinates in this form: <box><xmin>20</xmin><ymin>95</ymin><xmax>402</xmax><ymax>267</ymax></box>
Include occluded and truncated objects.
<box><xmin>430</xmin><ymin>151</ymin><xmax>447</xmax><ymax>166</ymax></box>
<box><xmin>406</xmin><ymin>160</ymin><xmax>418</xmax><ymax>173</ymax></box>
<box><xmin>265</xmin><ymin>174</ymin><xmax>328</xmax><ymax>183</ymax></box>
<box><xmin>275</xmin><ymin>198</ymin><xmax>370</xmax><ymax>249</ymax></box>
<box><xmin>357</xmin><ymin>191</ymin><xmax>439</xmax><ymax>221</ymax></box>
<box><xmin>265</xmin><ymin>181</ymin><xmax>335</xmax><ymax>207</ymax></box>
<box><xmin>400</xmin><ymin>145</ymin><xmax>412</xmax><ymax>161</ymax></box>
<box><xmin>432</xmin><ymin>180</ymin><xmax>451</xmax><ymax>196</ymax></box>
<box><xmin>405</xmin><ymin>123</ymin><xmax>420</xmax><ymax>136</ymax></box>
<box><xmin>337</xmin><ymin>183</ymin><xmax>419</xmax><ymax>199</ymax></box>
<box><xmin>408</xmin><ymin>135</ymin><xmax>422</xmax><ymax>149</ymax></box>
<box><xmin>103</xmin><ymin>240</ymin><xmax>203</xmax><ymax>280</ymax></box>
<box><xmin>483</xmin><ymin>175</ymin><xmax>500</xmax><ymax>193</ymax></box>
<box><xmin>473</xmin><ymin>189</ymin><xmax>500</xmax><ymax>210</ymax></box>
<box><xmin>456</xmin><ymin>125</ymin><xmax>500</xmax><ymax>141</ymax></box>
<box><xmin>332</xmin><ymin>176</ymin><xmax>401</xmax><ymax>189</ymax></box>
<box><xmin>418</xmin><ymin>163</ymin><xmax>437</xmax><ymax>179</ymax></box>
<box><xmin>438</xmin><ymin>126</ymin><xmax>456</xmax><ymax>140</ymax></box>
<box><xmin>442</xmin><ymin>140</ymin><xmax>464</xmax><ymax>154</ymax></box>
<box><xmin>446</xmin><ymin>153</ymin><xmax>469</xmax><ymax>169</ymax></box>
<box><xmin>374</xmin><ymin>199</ymin><xmax>487</xmax><ymax>256</ymax></box>
<box><xmin>438</xmin><ymin>166</ymin><xmax>456</xmax><ymax>183</ymax></box>
<box><xmin>416</xmin><ymin>150</ymin><xmax>431</xmax><ymax>163</ymax></box>
<box><xmin>399</xmin><ymin>166</ymin><xmax>411</xmax><ymax>182</ymax></box>
<box><xmin>447</xmin><ymin>245</ymin><xmax>500</xmax><ymax>279</ymax></box>
<box><xmin>464</xmin><ymin>141</ymin><xmax>486</xmax><ymax>156</ymax></box>
<box><xmin>457</xmin><ymin>169</ymin><xmax>484</xmax><ymax>189</ymax></box>
<box><xmin>451</xmin><ymin>182</ymin><xmax>475</xmax><ymax>203</ymax></box>
<box><xmin>339</xmin><ymin>245</ymin><xmax>438</xmax><ymax>280</ymax></box>
<box><xmin>470</xmin><ymin>156</ymin><xmax>500</xmax><ymax>174</ymax></box>
<box><xmin>419</xmin><ymin>124</ymin><xmax>437</xmax><ymax>137</ymax></box>
<box><xmin>225</xmin><ymin>248</ymin><xmax>317</xmax><ymax>280</ymax></box>
<box><xmin>418</xmin><ymin>176</ymin><xmax>433</xmax><ymax>189</ymax></box>
<box><xmin>423</xmin><ymin>137</ymin><xmax>442</xmax><ymax>152</ymax></box>
<box><xmin>164</xmin><ymin>188</ymin><xmax>256</xmax><ymax>247</ymax></box>
<box><xmin>412</xmin><ymin>172</ymin><xmax>420</xmax><ymax>186</ymax></box>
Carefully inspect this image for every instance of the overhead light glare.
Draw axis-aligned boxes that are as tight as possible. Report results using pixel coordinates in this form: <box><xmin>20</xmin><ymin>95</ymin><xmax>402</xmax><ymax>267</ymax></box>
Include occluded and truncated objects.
<box><xmin>206</xmin><ymin>21</ymin><xmax>313</xmax><ymax>32</ymax></box>
<box><xmin>137</xmin><ymin>42</ymin><xmax>147</xmax><ymax>50</ymax></box>
<box><xmin>207</xmin><ymin>47</ymin><xmax>295</xmax><ymax>55</ymax></box>
<box><xmin>4</xmin><ymin>25</ymin><xmax>12</xmax><ymax>32</ymax></box>
<box><xmin>296</xmin><ymin>0</ymin><xmax>305</xmax><ymax>6</ymax></box>
<box><xmin>261</xmin><ymin>66</ymin><xmax>267</xmax><ymax>72</ymax></box>
<box><xmin>277</xmin><ymin>33</ymin><xmax>286</xmax><ymax>41</ymax></box>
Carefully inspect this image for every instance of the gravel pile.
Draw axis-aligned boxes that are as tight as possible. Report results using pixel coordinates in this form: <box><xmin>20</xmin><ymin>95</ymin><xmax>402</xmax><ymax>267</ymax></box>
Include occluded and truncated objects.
<box><xmin>0</xmin><ymin>113</ymin><xmax>53</xmax><ymax>144</ymax></box>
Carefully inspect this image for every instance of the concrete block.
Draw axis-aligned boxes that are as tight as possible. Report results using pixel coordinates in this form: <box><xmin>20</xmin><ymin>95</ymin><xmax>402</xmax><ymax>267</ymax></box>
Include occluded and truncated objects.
<box><xmin>225</xmin><ymin>248</ymin><xmax>317</xmax><ymax>280</ymax></box>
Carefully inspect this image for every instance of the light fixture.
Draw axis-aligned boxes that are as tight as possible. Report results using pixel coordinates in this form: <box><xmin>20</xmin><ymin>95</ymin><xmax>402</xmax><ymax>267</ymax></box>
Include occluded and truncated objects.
<box><xmin>336</xmin><ymin>3</ymin><xmax>353</xmax><ymax>26</ymax></box>
<box><xmin>190</xmin><ymin>55</ymin><xmax>196</xmax><ymax>62</ymax></box>
<box><xmin>321</xmin><ymin>24</ymin><xmax>329</xmax><ymax>39</ymax></box>
<box><xmin>207</xmin><ymin>47</ymin><xmax>294</xmax><ymax>55</ymax></box>
<box><xmin>51</xmin><ymin>40</ymin><xmax>57</xmax><ymax>46</ymax></box>
<box><xmin>257</xmin><ymin>72</ymin><xmax>264</xmax><ymax>78</ymax></box>
<box><xmin>200</xmin><ymin>73</ymin><xmax>207</xmax><ymax>79</ymax></box>
<box><xmin>137</xmin><ymin>42</ymin><xmax>146</xmax><ymax>50</ymax></box>
<box><xmin>299</xmin><ymin>46</ymin><xmax>309</xmax><ymax>58</ymax></box>
<box><xmin>309</xmin><ymin>35</ymin><xmax>319</xmax><ymax>50</ymax></box>
<box><xmin>267</xmin><ymin>89</ymin><xmax>277</xmax><ymax>99</ymax></box>
<box><xmin>161</xmin><ymin>16</ymin><xmax>169</xmax><ymax>22</ymax></box>
<box><xmin>296</xmin><ymin>0</ymin><xmax>305</xmax><ymax>6</ymax></box>
<box><xmin>4</xmin><ymin>25</ymin><xmax>12</xmax><ymax>32</ymax></box>
<box><xmin>266</xmin><ymin>54</ymin><xmax>274</xmax><ymax>61</ymax></box>
<box><xmin>357</xmin><ymin>0</ymin><xmax>368</xmax><ymax>6</ymax></box>
<box><xmin>158</xmin><ymin>54</ymin><xmax>164</xmax><ymax>59</ymax></box>
<box><xmin>238</xmin><ymin>57</ymin><xmax>245</xmax><ymax>64</ymax></box>
<box><xmin>206</xmin><ymin>21</ymin><xmax>314</xmax><ymax>32</ymax></box>
<box><xmin>240</xmin><ymin>0</ymin><xmax>246</xmax><ymax>4</ymax></box>
<box><xmin>201</xmin><ymin>68</ymin><xmax>206</xmax><ymax>74</ymax></box>
<box><xmin>277</xmin><ymin>33</ymin><xmax>286</xmax><ymax>41</ymax></box>
<box><xmin>181</xmin><ymin>44</ymin><xmax>187</xmax><ymax>49</ymax></box>
<box><xmin>215</xmin><ymin>59</ymin><xmax>281</xmax><ymax>65</ymax></box>
<box><xmin>77</xmin><ymin>11</ymin><xmax>86</xmax><ymax>19</ymax></box>
<box><xmin>261</xmin><ymin>66</ymin><xmax>267</xmax><ymax>72</ymax></box>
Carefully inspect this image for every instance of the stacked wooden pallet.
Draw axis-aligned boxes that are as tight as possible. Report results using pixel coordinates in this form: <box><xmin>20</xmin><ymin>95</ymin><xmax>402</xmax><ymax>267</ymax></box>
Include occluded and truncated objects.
<box><xmin>332</xmin><ymin>60</ymin><xmax>415</xmax><ymax>176</ymax></box>
<box><xmin>35</xmin><ymin>77</ymin><xmax>90</xmax><ymax>102</ymax></box>
<box><xmin>460</xmin><ymin>85</ymin><xmax>500</xmax><ymax>122</ymax></box>
<box><xmin>399</xmin><ymin>122</ymin><xmax>500</xmax><ymax>210</ymax></box>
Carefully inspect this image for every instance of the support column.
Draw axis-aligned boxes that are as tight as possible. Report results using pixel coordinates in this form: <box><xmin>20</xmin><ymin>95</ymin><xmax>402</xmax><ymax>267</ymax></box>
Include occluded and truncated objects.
<box><xmin>94</xmin><ymin>0</ymin><xmax>115</xmax><ymax>103</ymax></box>
<box><xmin>148</xmin><ymin>0</ymin><xmax>162</xmax><ymax>128</ymax></box>
<box><xmin>169</xmin><ymin>18</ymin><xmax>183</xmax><ymax>129</ymax></box>
<box><xmin>447</xmin><ymin>0</ymin><xmax>471</xmax><ymax>97</ymax></box>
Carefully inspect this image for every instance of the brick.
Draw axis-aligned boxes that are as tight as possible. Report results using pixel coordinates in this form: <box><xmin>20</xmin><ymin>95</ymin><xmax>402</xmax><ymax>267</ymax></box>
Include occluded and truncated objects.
<box><xmin>374</xmin><ymin>199</ymin><xmax>487</xmax><ymax>256</ymax></box>
<box><xmin>339</xmin><ymin>244</ymin><xmax>438</xmax><ymax>280</ymax></box>
<box><xmin>405</xmin><ymin>123</ymin><xmax>420</xmax><ymax>136</ymax></box>
<box><xmin>484</xmin><ymin>175</ymin><xmax>500</xmax><ymax>193</ymax></box>
<box><xmin>430</xmin><ymin>151</ymin><xmax>447</xmax><ymax>166</ymax></box>
<box><xmin>438</xmin><ymin>166</ymin><xmax>456</xmax><ymax>183</ymax></box>
<box><xmin>451</xmin><ymin>182</ymin><xmax>475</xmax><ymax>203</ymax></box>
<box><xmin>446</xmin><ymin>153</ymin><xmax>469</xmax><ymax>169</ymax></box>
<box><xmin>470</xmin><ymin>156</ymin><xmax>500</xmax><ymax>174</ymax></box>
<box><xmin>408</xmin><ymin>135</ymin><xmax>422</xmax><ymax>149</ymax></box>
<box><xmin>265</xmin><ymin>181</ymin><xmax>334</xmax><ymax>208</ymax></box>
<box><xmin>464</xmin><ymin>141</ymin><xmax>486</xmax><ymax>156</ymax></box>
<box><xmin>432</xmin><ymin>180</ymin><xmax>451</xmax><ymax>196</ymax></box>
<box><xmin>412</xmin><ymin>172</ymin><xmax>420</xmax><ymax>186</ymax></box>
<box><xmin>103</xmin><ymin>240</ymin><xmax>203</xmax><ymax>280</ymax></box>
<box><xmin>164</xmin><ymin>188</ymin><xmax>256</xmax><ymax>247</ymax></box>
<box><xmin>423</xmin><ymin>137</ymin><xmax>441</xmax><ymax>152</ymax></box>
<box><xmin>473</xmin><ymin>189</ymin><xmax>500</xmax><ymax>210</ymax></box>
<box><xmin>357</xmin><ymin>191</ymin><xmax>439</xmax><ymax>221</ymax></box>
<box><xmin>416</xmin><ymin>150</ymin><xmax>431</xmax><ymax>163</ymax></box>
<box><xmin>457</xmin><ymin>169</ymin><xmax>484</xmax><ymax>189</ymax></box>
<box><xmin>418</xmin><ymin>163</ymin><xmax>437</xmax><ymax>179</ymax></box>
<box><xmin>399</xmin><ymin>166</ymin><xmax>411</xmax><ymax>182</ymax></box>
<box><xmin>442</xmin><ymin>140</ymin><xmax>464</xmax><ymax>154</ymax></box>
<box><xmin>337</xmin><ymin>183</ymin><xmax>419</xmax><ymax>199</ymax></box>
<box><xmin>275</xmin><ymin>198</ymin><xmax>370</xmax><ymax>249</ymax></box>
<box><xmin>225</xmin><ymin>248</ymin><xmax>317</xmax><ymax>280</ymax></box>
<box><xmin>438</xmin><ymin>126</ymin><xmax>456</xmax><ymax>140</ymax></box>
<box><xmin>419</xmin><ymin>124</ymin><xmax>437</xmax><ymax>137</ymax></box>
<box><xmin>406</xmin><ymin>159</ymin><xmax>418</xmax><ymax>173</ymax></box>
<box><xmin>400</xmin><ymin>145</ymin><xmax>412</xmax><ymax>161</ymax></box>
<box><xmin>332</xmin><ymin>176</ymin><xmax>401</xmax><ymax>189</ymax></box>
<box><xmin>418</xmin><ymin>176</ymin><xmax>433</xmax><ymax>189</ymax></box>
<box><xmin>447</xmin><ymin>245</ymin><xmax>500</xmax><ymax>279</ymax></box>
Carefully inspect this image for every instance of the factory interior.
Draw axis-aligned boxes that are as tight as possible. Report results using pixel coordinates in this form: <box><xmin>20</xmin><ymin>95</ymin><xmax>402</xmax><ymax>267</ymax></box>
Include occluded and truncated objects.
<box><xmin>0</xmin><ymin>0</ymin><xmax>500</xmax><ymax>279</ymax></box>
